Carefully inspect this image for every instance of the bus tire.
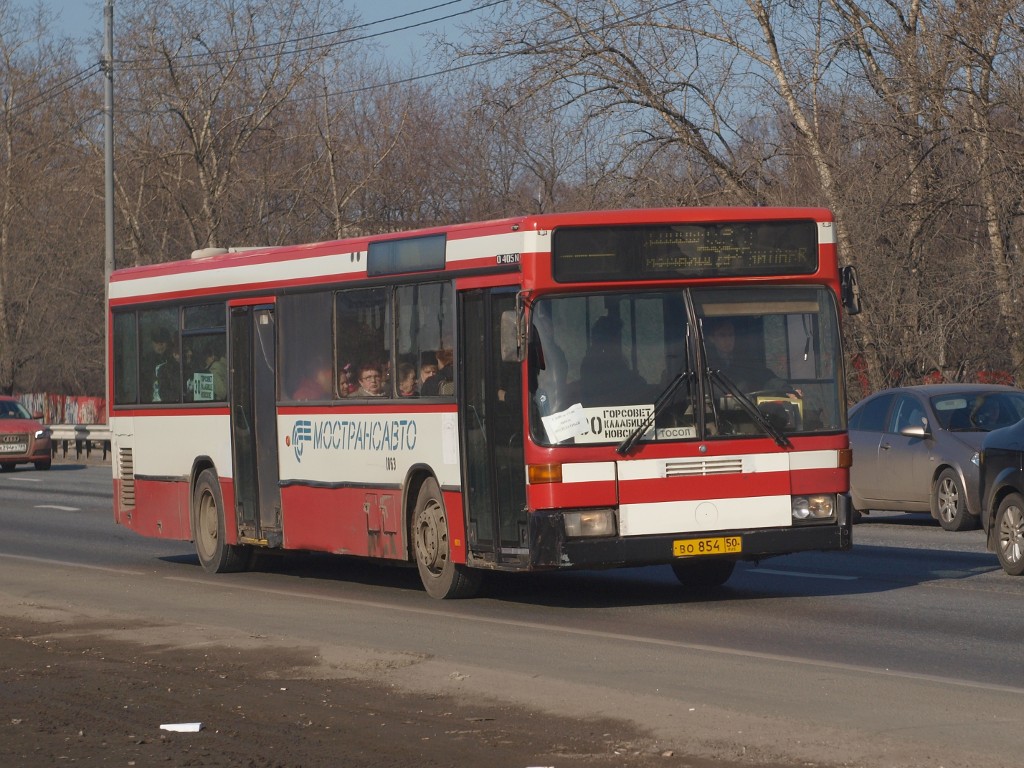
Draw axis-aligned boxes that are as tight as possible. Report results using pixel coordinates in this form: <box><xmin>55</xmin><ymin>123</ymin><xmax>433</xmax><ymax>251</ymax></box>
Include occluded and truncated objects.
<box><xmin>192</xmin><ymin>469</ymin><xmax>247</xmax><ymax>574</ymax></box>
<box><xmin>670</xmin><ymin>558</ymin><xmax>735</xmax><ymax>588</ymax></box>
<box><xmin>412</xmin><ymin>477</ymin><xmax>480</xmax><ymax>599</ymax></box>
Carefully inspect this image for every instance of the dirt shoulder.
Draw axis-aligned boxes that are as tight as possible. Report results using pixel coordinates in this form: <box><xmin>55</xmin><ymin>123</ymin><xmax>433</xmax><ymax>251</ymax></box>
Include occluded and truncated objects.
<box><xmin>0</xmin><ymin>612</ymin><xmax>784</xmax><ymax>768</ymax></box>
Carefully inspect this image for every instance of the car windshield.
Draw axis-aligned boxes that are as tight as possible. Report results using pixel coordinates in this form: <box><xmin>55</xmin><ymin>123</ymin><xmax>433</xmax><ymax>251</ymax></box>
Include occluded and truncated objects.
<box><xmin>0</xmin><ymin>401</ymin><xmax>32</xmax><ymax>419</ymax></box>
<box><xmin>527</xmin><ymin>286</ymin><xmax>844</xmax><ymax>447</ymax></box>
<box><xmin>931</xmin><ymin>392</ymin><xmax>1024</xmax><ymax>432</ymax></box>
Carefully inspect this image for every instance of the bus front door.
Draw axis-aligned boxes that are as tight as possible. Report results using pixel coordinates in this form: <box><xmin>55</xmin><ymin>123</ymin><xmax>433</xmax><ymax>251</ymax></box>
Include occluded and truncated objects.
<box><xmin>461</xmin><ymin>290</ymin><xmax>528</xmax><ymax>565</ymax></box>
<box><xmin>229</xmin><ymin>305</ymin><xmax>282</xmax><ymax>547</ymax></box>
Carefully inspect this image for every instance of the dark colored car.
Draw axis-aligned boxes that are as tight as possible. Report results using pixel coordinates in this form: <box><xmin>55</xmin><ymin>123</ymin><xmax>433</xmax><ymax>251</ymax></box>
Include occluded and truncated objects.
<box><xmin>848</xmin><ymin>384</ymin><xmax>1024</xmax><ymax>531</ymax></box>
<box><xmin>0</xmin><ymin>396</ymin><xmax>52</xmax><ymax>472</ymax></box>
<box><xmin>978</xmin><ymin>420</ymin><xmax>1024</xmax><ymax>575</ymax></box>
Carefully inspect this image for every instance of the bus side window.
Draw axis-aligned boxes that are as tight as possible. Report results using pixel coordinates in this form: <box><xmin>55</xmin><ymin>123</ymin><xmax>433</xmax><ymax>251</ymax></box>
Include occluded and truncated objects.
<box><xmin>112</xmin><ymin>312</ymin><xmax>139</xmax><ymax>405</ymax></box>
<box><xmin>336</xmin><ymin>287</ymin><xmax>389</xmax><ymax>397</ymax></box>
<box><xmin>138</xmin><ymin>307</ymin><xmax>181</xmax><ymax>404</ymax></box>
<box><xmin>395</xmin><ymin>282</ymin><xmax>454</xmax><ymax>399</ymax></box>
<box><xmin>279</xmin><ymin>291</ymin><xmax>334</xmax><ymax>401</ymax></box>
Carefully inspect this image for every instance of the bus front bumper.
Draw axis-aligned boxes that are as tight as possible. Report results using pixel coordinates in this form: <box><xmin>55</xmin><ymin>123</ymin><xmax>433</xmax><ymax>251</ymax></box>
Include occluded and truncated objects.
<box><xmin>528</xmin><ymin>494</ymin><xmax>853</xmax><ymax>569</ymax></box>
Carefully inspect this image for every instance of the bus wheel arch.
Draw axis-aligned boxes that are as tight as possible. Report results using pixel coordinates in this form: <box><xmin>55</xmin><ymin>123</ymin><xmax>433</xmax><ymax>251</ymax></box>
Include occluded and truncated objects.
<box><xmin>191</xmin><ymin>466</ymin><xmax>247</xmax><ymax>574</ymax></box>
<box><xmin>408</xmin><ymin>473</ymin><xmax>480</xmax><ymax>599</ymax></box>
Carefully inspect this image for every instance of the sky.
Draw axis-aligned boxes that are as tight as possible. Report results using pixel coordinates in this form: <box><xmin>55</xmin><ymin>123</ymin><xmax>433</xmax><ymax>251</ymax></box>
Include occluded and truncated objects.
<box><xmin>40</xmin><ymin>1</ymin><xmax>485</xmax><ymax>62</ymax></box>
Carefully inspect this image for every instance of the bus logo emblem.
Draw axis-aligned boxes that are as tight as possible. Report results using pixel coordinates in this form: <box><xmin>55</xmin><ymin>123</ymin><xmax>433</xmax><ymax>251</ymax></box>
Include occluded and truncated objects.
<box><xmin>291</xmin><ymin>420</ymin><xmax>312</xmax><ymax>462</ymax></box>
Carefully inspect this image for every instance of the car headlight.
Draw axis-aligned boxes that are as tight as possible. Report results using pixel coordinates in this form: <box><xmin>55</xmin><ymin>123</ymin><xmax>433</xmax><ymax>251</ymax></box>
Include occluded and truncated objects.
<box><xmin>563</xmin><ymin>509</ymin><xmax>617</xmax><ymax>538</ymax></box>
<box><xmin>971</xmin><ymin>452</ymin><xmax>980</xmax><ymax>467</ymax></box>
<box><xmin>792</xmin><ymin>495</ymin><xmax>836</xmax><ymax>522</ymax></box>
<box><xmin>34</xmin><ymin>428</ymin><xmax>50</xmax><ymax>439</ymax></box>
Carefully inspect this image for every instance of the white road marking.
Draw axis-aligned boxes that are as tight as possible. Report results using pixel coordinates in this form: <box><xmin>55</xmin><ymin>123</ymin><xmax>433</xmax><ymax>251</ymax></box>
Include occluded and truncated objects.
<box><xmin>35</xmin><ymin>505</ymin><xmax>80</xmax><ymax>512</ymax></box>
<box><xmin>7</xmin><ymin>476</ymin><xmax>42</xmax><ymax>482</ymax></box>
<box><xmin>749</xmin><ymin>567</ymin><xmax>858</xmax><ymax>581</ymax></box>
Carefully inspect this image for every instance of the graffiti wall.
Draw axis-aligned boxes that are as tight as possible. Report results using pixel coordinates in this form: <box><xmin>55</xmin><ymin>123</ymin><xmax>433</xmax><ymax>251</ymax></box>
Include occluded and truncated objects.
<box><xmin>16</xmin><ymin>394</ymin><xmax>107</xmax><ymax>424</ymax></box>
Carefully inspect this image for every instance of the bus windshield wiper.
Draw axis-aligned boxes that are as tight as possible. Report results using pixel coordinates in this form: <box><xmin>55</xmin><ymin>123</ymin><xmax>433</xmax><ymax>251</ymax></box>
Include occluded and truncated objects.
<box><xmin>708</xmin><ymin>369</ymin><xmax>792</xmax><ymax>448</ymax></box>
<box><xmin>616</xmin><ymin>371</ymin><xmax>692</xmax><ymax>456</ymax></box>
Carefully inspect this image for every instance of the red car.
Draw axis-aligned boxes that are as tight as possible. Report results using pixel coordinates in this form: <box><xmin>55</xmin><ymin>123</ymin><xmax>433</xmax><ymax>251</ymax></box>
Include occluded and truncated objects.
<box><xmin>0</xmin><ymin>396</ymin><xmax>52</xmax><ymax>471</ymax></box>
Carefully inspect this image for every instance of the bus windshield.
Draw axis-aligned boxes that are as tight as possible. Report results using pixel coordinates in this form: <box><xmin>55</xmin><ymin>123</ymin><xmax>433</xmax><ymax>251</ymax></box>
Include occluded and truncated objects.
<box><xmin>528</xmin><ymin>286</ymin><xmax>844</xmax><ymax>446</ymax></box>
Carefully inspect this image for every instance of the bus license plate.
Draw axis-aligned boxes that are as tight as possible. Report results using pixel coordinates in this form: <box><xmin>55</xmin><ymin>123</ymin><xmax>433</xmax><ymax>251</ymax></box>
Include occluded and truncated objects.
<box><xmin>673</xmin><ymin>536</ymin><xmax>742</xmax><ymax>557</ymax></box>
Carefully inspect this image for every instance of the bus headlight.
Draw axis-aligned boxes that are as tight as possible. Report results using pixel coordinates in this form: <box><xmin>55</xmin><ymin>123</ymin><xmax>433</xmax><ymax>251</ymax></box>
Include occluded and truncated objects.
<box><xmin>792</xmin><ymin>495</ymin><xmax>836</xmax><ymax>522</ymax></box>
<box><xmin>563</xmin><ymin>509</ymin><xmax>617</xmax><ymax>538</ymax></box>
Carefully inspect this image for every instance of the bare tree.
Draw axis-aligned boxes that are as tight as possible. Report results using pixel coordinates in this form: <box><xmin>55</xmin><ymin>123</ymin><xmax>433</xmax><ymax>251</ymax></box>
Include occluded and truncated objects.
<box><xmin>115</xmin><ymin>0</ymin><xmax>354</xmax><ymax>258</ymax></box>
<box><xmin>0</xmin><ymin>1</ymin><xmax>100</xmax><ymax>395</ymax></box>
<box><xmin>946</xmin><ymin>0</ymin><xmax>1024</xmax><ymax>378</ymax></box>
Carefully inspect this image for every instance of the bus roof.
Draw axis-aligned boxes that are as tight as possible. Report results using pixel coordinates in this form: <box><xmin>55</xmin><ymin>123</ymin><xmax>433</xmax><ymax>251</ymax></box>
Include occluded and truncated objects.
<box><xmin>108</xmin><ymin>206</ymin><xmax>834</xmax><ymax>303</ymax></box>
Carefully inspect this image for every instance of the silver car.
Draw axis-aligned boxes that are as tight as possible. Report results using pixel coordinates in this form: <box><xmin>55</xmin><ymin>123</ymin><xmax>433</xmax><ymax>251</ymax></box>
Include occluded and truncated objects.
<box><xmin>848</xmin><ymin>384</ymin><xmax>1024</xmax><ymax>530</ymax></box>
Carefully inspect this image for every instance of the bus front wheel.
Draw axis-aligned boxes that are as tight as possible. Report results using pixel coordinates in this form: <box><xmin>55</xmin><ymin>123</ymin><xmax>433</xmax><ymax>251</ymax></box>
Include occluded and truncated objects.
<box><xmin>411</xmin><ymin>478</ymin><xmax>481</xmax><ymax>599</ymax></box>
<box><xmin>192</xmin><ymin>469</ymin><xmax>247</xmax><ymax>574</ymax></box>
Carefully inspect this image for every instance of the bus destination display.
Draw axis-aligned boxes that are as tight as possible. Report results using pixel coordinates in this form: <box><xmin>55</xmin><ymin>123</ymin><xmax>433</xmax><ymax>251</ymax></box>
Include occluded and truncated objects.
<box><xmin>552</xmin><ymin>221</ymin><xmax>819</xmax><ymax>282</ymax></box>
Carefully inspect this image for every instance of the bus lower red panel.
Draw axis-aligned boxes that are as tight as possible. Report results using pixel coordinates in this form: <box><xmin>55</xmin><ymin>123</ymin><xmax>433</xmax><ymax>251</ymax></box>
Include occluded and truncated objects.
<box><xmin>124</xmin><ymin>478</ymin><xmax>190</xmax><ymax>540</ymax></box>
<box><xmin>279</xmin><ymin>485</ymin><xmax>469</xmax><ymax>565</ymax></box>
<box><xmin>280</xmin><ymin>485</ymin><xmax>409</xmax><ymax>561</ymax></box>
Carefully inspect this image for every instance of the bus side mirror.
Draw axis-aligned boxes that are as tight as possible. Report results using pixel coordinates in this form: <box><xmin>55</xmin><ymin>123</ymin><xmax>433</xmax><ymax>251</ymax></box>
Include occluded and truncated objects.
<box><xmin>841</xmin><ymin>265</ymin><xmax>862</xmax><ymax>315</ymax></box>
<box><xmin>500</xmin><ymin>310</ymin><xmax>523</xmax><ymax>362</ymax></box>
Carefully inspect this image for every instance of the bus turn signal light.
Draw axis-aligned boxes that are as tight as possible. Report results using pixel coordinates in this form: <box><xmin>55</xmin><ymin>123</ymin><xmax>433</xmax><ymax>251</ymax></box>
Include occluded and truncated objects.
<box><xmin>528</xmin><ymin>464</ymin><xmax>563</xmax><ymax>484</ymax></box>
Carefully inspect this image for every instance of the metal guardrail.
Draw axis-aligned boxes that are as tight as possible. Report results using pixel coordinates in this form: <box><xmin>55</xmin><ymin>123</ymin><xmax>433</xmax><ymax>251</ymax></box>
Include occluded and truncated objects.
<box><xmin>47</xmin><ymin>424</ymin><xmax>112</xmax><ymax>461</ymax></box>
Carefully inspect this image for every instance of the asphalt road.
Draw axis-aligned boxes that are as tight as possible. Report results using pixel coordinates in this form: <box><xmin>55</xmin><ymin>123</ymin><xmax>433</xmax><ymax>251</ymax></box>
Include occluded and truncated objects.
<box><xmin>2</xmin><ymin>461</ymin><xmax>1022</xmax><ymax>767</ymax></box>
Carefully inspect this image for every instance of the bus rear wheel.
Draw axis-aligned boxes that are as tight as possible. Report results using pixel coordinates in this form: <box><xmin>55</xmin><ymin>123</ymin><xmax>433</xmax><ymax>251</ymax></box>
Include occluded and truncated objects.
<box><xmin>412</xmin><ymin>478</ymin><xmax>480</xmax><ymax>599</ymax></box>
<box><xmin>192</xmin><ymin>469</ymin><xmax>247</xmax><ymax>574</ymax></box>
<box><xmin>670</xmin><ymin>558</ymin><xmax>735</xmax><ymax>588</ymax></box>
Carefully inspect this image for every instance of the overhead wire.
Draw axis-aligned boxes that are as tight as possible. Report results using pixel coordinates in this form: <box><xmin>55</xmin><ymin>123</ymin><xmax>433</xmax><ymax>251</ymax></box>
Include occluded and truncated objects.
<box><xmin>5</xmin><ymin>63</ymin><xmax>103</xmax><ymax>119</ymax></box>
<box><xmin>10</xmin><ymin>0</ymin><xmax>688</xmax><ymax>117</ymax></box>
<box><xmin>114</xmin><ymin>0</ymin><xmax>507</xmax><ymax>71</ymax></box>
<box><xmin>3</xmin><ymin>1</ymin><xmax>493</xmax><ymax>117</ymax></box>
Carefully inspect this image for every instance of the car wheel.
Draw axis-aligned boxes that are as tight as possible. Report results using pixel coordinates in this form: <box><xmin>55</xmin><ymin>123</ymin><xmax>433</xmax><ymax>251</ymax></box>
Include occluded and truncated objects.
<box><xmin>411</xmin><ymin>477</ymin><xmax>481</xmax><ymax>599</ymax></box>
<box><xmin>994</xmin><ymin>494</ymin><xmax>1024</xmax><ymax>576</ymax></box>
<box><xmin>670</xmin><ymin>558</ymin><xmax>736</xmax><ymax>588</ymax></box>
<box><xmin>0</xmin><ymin>463</ymin><xmax>15</xmax><ymax>473</ymax></box>
<box><xmin>933</xmin><ymin>468</ymin><xmax>975</xmax><ymax>531</ymax></box>
<box><xmin>34</xmin><ymin>460</ymin><xmax>51</xmax><ymax>471</ymax></box>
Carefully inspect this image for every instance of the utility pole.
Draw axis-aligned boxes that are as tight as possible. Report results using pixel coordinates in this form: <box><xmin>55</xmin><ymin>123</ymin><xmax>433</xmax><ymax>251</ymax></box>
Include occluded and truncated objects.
<box><xmin>103</xmin><ymin>0</ymin><xmax>114</xmax><ymax>412</ymax></box>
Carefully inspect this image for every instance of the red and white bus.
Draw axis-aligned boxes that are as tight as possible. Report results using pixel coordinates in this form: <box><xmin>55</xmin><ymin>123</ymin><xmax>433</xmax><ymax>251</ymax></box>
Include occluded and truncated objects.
<box><xmin>109</xmin><ymin>207</ymin><xmax>859</xmax><ymax>598</ymax></box>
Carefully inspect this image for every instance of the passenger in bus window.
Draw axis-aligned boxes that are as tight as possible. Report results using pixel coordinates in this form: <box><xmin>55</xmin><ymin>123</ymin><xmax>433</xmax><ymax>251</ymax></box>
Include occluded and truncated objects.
<box><xmin>338</xmin><ymin>363</ymin><xmax>357</xmax><ymax>396</ymax></box>
<box><xmin>292</xmin><ymin>358</ymin><xmax>333</xmax><ymax>401</ymax></box>
<box><xmin>355</xmin><ymin>363</ymin><xmax>385</xmax><ymax>397</ymax></box>
<box><xmin>151</xmin><ymin>327</ymin><xmax>180</xmax><ymax>403</ymax></box>
<box><xmin>397</xmin><ymin>362</ymin><xmax>418</xmax><ymax>397</ymax></box>
<box><xmin>420</xmin><ymin>348</ymin><xmax>453</xmax><ymax>396</ymax></box>
<box><xmin>197</xmin><ymin>342</ymin><xmax>228</xmax><ymax>401</ymax></box>
<box><xmin>418</xmin><ymin>353</ymin><xmax>438</xmax><ymax>388</ymax></box>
